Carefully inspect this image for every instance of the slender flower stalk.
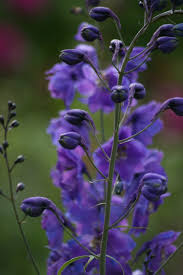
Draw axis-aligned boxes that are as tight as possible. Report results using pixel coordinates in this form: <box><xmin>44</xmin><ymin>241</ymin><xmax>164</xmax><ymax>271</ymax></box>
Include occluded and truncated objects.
<box><xmin>49</xmin><ymin>208</ymin><xmax>99</xmax><ymax>259</ymax></box>
<box><xmin>99</xmin><ymin>103</ymin><xmax>121</xmax><ymax>275</ymax></box>
<box><xmin>2</xmin><ymin>108</ymin><xmax>40</xmax><ymax>275</ymax></box>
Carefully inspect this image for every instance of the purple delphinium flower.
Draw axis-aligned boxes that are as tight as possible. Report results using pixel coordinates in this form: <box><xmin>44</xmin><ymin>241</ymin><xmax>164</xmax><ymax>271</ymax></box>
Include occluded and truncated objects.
<box><xmin>136</xmin><ymin>231</ymin><xmax>180</xmax><ymax>273</ymax></box>
<box><xmin>94</xmin><ymin>126</ymin><xmax>147</xmax><ymax>181</ymax></box>
<box><xmin>81</xmin><ymin>64</ymin><xmax>131</xmax><ymax>113</ymax></box>
<box><xmin>47</xmin><ymin>110</ymin><xmax>90</xmax><ymax>147</ymax></box>
<box><xmin>125</xmin><ymin>47</ymin><xmax>151</xmax><ymax>76</ymax></box>
<box><xmin>126</xmin><ymin>101</ymin><xmax>163</xmax><ymax>146</ymax></box>
<box><xmin>129</xmin><ymin>149</ymin><xmax>167</xmax><ymax>235</ymax></box>
<box><xmin>51</xmin><ymin>147</ymin><xmax>84</xmax><ymax>209</ymax></box>
<box><xmin>46</xmin><ymin>44</ymin><xmax>98</xmax><ymax>108</ymax></box>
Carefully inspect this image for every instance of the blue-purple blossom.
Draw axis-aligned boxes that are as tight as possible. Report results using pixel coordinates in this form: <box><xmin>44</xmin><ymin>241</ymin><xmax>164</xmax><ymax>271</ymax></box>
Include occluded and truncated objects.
<box><xmin>47</xmin><ymin>110</ymin><xmax>91</xmax><ymax>147</ymax></box>
<box><xmin>126</xmin><ymin>101</ymin><xmax>163</xmax><ymax>146</ymax></box>
<box><xmin>141</xmin><ymin>172</ymin><xmax>167</xmax><ymax>201</ymax></box>
<box><xmin>46</xmin><ymin>44</ymin><xmax>98</xmax><ymax>108</ymax></box>
<box><xmin>136</xmin><ymin>231</ymin><xmax>180</xmax><ymax>273</ymax></box>
<box><xmin>94</xmin><ymin>126</ymin><xmax>147</xmax><ymax>181</ymax></box>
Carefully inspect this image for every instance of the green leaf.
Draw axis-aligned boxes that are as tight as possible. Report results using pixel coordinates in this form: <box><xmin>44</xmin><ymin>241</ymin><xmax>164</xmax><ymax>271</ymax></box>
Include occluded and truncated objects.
<box><xmin>84</xmin><ymin>255</ymin><xmax>95</xmax><ymax>272</ymax></box>
<box><xmin>106</xmin><ymin>255</ymin><xmax>124</xmax><ymax>275</ymax></box>
<box><xmin>58</xmin><ymin>255</ymin><xmax>90</xmax><ymax>274</ymax></box>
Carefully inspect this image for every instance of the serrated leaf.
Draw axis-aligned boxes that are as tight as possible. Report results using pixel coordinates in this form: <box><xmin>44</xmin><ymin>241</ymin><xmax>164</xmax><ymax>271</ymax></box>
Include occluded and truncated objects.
<box><xmin>58</xmin><ymin>255</ymin><xmax>90</xmax><ymax>274</ymax></box>
<box><xmin>84</xmin><ymin>255</ymin><xmax>95</xmax><ymax>272</ymax></box>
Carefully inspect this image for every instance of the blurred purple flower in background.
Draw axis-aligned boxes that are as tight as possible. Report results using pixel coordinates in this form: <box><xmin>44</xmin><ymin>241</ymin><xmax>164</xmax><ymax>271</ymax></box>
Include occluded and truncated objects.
<box><xmin>0</xmin><ymin>24</ymin><xmax>27</xmax><ymax>72</ymax></box>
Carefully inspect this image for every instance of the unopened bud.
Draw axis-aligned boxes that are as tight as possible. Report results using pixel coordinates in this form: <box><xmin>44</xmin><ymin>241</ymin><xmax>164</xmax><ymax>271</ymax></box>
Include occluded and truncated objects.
<box><xmin>129</xmin><ymin>83</ymin><xmax>146</xmax><ymax>100</ymax></box>
<box><xmin>21</xmin><ymin>197</ymin><xmax>52</xmax><ymax>217</ymax></box>
<box><xmin>89</xmin><ymin>7</ymin><xmax>121</xmax><ymax>29</ymax></box>
<box><xmin>16</xmin><ymin>182</ymin><xmax>25</xmax><ymax>193</ymax></box>
<box><xmin>59</xmin><ymin>132</ymin><xmax>82</xmax><ymax>150</ymax></box>
<box><xmin>0</xmin><ymin>145</ymin><xmax>3</xmax><ymax>154</ymax></box>
<box><xmin>81</xmin><ymin>25</ymin><xmax>101</xmax><ymax>42</ymax></box>
<box><xmin>14</xmin><ymin>155</ymin><xmax>25</xmax><ymax>164</ymax></box>
<box><xmin>60</xmin><ymin>49</ymin><xmax>88</xmax><ymax>65</ymax></box>
<box><xmin>111</xmin><ymin>86</ymin><xmax>128</xmax><ymax>103</ymax></box>
<box><xmin>8</xmin><ymin>101</ymin><xmax>16</xmax><ymax>111</ymax></box>
<box><xmin>10</xmin><ymin>120</ymin><xmax>19</xmax><ymax>128</ymax></box>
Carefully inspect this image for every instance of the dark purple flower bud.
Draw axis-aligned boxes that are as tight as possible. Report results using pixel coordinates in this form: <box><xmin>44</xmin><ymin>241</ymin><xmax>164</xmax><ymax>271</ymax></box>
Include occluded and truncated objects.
<box><xmin>16</xmin><ymin>182</ymin><xmax>25</xmax><ymax>192</ymax></box>
<box><xmin>141</xmin><ymin>173</ymin><xmax>167</xmax><ymax>201</ymax></box>
<box><xmin>173</xmin><ymin>23</ymin><xmax>183</xmax><ymax>37</ymax></box>
<box><xmin>8</xmin><ymin>101</ymin><xmax>16</xmax><ymax>111</ymax></box>
<box><xmin>157</xmin><ymin>97</ymin><xmax>183</xmax><ymax>117</ymax></box>
<box><xmin>59</xmin><ymin>132</ymin><xmax>82</xmax><ymax>149</ymax></box>
<box><xmin>156</xmin><ymin>36</ymin><xmax>178</xmax><ymax>53</ymax></box>
<box><xmin>64</xmin><ymin>109</ymin><xmax>95</xmax><ymax>130</ymax></box>
<box><xmin>81</xmin><ymin>25</ymin><xmax>101</xmax><ymax>42</ymax></box>
<box><xmin>147</xmin><ymin>24</ymin><xmax>174</xmax><ymax>48</ymax></box>
<box><xmin>89</xmin><ymin>7</ymin><xmax>121</xmax><ymax>29</ymax></box>
<box><xmin>59</xmin><ymin>49</ymin><xmax>88</xmax><ymax>65</ymax></box>
<box><xmin>0</xmin><ymin>115</ymin><xmax>4</xmax><ymax>126</ymax></box>
<box><xmin>10</xmin><ymin>120</ymin><xmax>19</xmax><ymax>128</ymax></box>
<box><xmin>114</xmin><ymin>181</ymin><xmax>123</xmax><ymax>195</ymax></box>
<box><xmin>14</xmin><ymin>155</ymin><xmax>25</xmax><ymax>164</ymax></box>
<box><xmin>21</xmin><ymin>197</ymin><xmax>52</xmax><ymax>217</ymax></box>
<box><xmin>0</xmin><ymin>145</ymin><xmax>3</xmax><ymax>154</ymax></box>
<box><xmin>111</xmin><ymin>85</ymin><xmax>128</xmax><ymax>103</ymax></box>
<box><xmin>129</xmin><ymin>82</ymin><xmax>146</xmax><ymax>100</ymax></box>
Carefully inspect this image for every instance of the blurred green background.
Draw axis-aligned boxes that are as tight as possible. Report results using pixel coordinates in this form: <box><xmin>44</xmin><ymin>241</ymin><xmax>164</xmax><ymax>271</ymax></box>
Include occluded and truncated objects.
<box><xmin>0</xmin><ymin>0</ymin><xmax>183</xmax><ymax>274</ymax></box>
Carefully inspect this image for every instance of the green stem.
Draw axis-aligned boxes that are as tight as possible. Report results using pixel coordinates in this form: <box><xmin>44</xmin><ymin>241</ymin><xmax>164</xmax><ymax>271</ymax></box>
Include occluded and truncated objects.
<box><xmin>119</xmin><ymin>120</ymin><xmax>155</xmax><ymax>144</ymax></box>
<box><xmin>84</xmin><ymin>148</ymin><xmax>107</xmax><ymax>179</ymax></box>
<box><xmin>154</xmin><ymin>240</ymin><xmax>183</xmax><ymax>275</ymax></box>
<box><xmin>99</xmin><ymin>103</ymin><xmax>121</xmax><ymax>275</ymax></box>
<box><xmin>49</xmin><ymin>208</ymin><xmax>99</xmax><ymax>259</ymax></box>
<box><xmin>100</xmin><ymin>110</ymin><xmax>106</xmax><ymax>143</ymax></box>
<box><xmin>88</xmin><ymin>60</ymin><xmax>111</xmax><ymax>92</ymax></box>
<box><xmin>108</xmin><ymin>189</ymin><xmax>142</xmax><ymax>230</ymax></box>
<box><xmin>3</xmin><ymin>128</ymin><xmax>40</xmax><ymax>275</ymax></box>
